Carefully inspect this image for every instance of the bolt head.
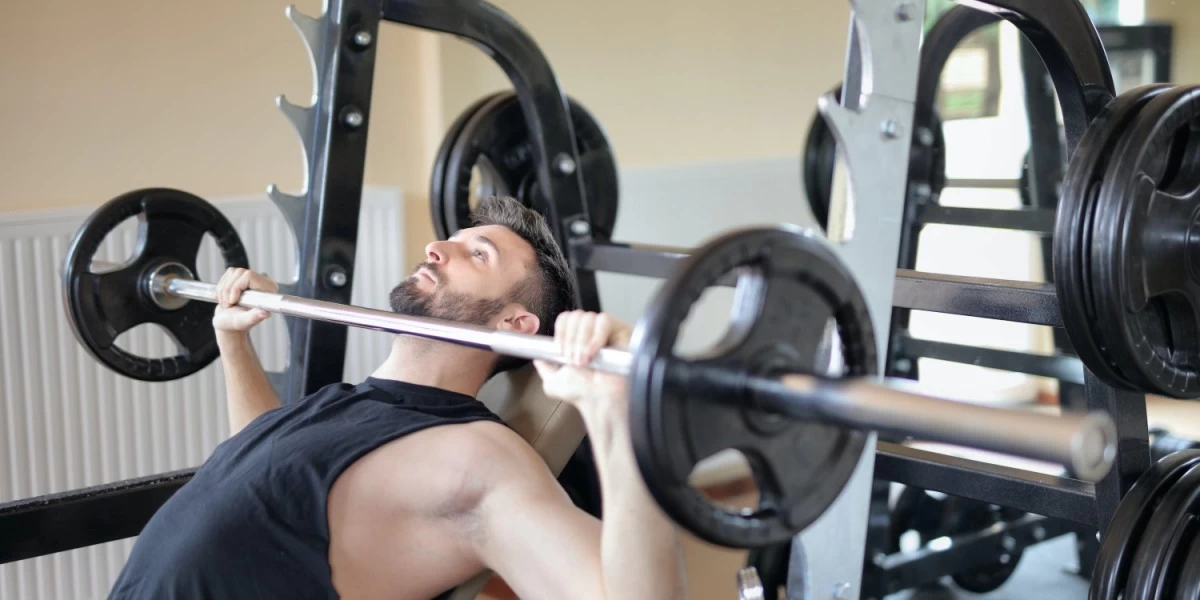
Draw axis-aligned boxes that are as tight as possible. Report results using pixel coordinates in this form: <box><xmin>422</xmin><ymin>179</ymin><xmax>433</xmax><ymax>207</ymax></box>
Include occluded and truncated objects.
<box><xmin>880</xmin><ymin>119</ymin><xmax>903</xmax><ymax>140</ymax></box>
<box><xmin>570</xmin><ymin>220</ymin><xmax>591</xmax><ymax>236</ymax></box>
<box><xmin>353</xmin><ymin>30</ymin><xmax>373</xmax><ymax>47</ymax></box>
<box><xmin>328</xmin><ymin>269</ymin><xmax>348</xmax><ymax>288</ymax></box>
<box><xmin>1033</xmin><ymin>526</ymin><xmax>1047</xmax><ymax>540</ymax></box>
<box><xmin>344</xmin><ymin>110</ymin><xmax>364</xmax><ymax>128</ymax></box>
<box><xmin>832</xmin><ymin>582</ymin><xmax>853</xmax><ymax>600</ymax></box>
<box><xmin>918</xmin><ymin>126</ymin><xmax>935</xmax><ymax>147</ymax></box>
<box><xmin>555</xmin><ymin>153</ymin><xmax>577</xmax><ymax>174</ymax></box>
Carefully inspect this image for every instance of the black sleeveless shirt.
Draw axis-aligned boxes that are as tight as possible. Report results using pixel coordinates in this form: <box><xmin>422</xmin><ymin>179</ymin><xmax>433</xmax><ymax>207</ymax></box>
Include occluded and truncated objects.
<box><xmin>108</xmin><ymin>377</ymin><xmax>504</xmax><ymax>599</ymax></box>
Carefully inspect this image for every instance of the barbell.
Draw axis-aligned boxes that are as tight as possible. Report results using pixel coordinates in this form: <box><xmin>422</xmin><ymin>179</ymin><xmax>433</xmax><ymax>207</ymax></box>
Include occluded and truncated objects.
<box><xmin>64</xmin><ymin>188</ymin><xmax>1117</xmax><ymax>548</ymax></box>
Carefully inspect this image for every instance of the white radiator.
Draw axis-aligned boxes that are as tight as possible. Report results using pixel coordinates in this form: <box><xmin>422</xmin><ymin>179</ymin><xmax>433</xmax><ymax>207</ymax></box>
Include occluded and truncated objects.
<box><xmin>0</xmin><ymin>187</ymin><xmax>407</xmax><ymax>599</ymax></box>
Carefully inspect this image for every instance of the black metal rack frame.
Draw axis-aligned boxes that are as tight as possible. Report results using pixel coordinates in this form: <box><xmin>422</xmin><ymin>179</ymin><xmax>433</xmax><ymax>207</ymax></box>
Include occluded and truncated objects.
<box><xmin>858</xmin><ymin>7</ymin><xmax>1173</xmax><ymax>596</ymax></box>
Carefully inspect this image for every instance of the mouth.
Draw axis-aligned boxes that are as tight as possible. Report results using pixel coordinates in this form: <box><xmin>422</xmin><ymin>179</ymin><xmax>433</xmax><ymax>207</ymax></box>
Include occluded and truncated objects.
<box><xmin>416</xmin><ymin>268</ymin><xmax>437</xmax><ymax>284</ymax></box>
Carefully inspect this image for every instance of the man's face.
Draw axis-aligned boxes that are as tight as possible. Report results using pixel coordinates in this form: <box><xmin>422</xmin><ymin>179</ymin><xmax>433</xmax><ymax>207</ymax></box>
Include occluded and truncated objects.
<box><xmin>389</xmin><ymin>225</ymin><xmax>537</xmax><ymax>328</ymax></box>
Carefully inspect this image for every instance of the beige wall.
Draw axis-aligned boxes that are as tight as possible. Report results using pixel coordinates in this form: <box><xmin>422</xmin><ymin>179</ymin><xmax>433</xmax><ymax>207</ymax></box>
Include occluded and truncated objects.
<box><xmin>0</xmin><ymin>0</ymin><xmax>438</xmax><ymax>212</ymax></box>
<box><xmin>1147</xmin><ymin>0</ymin><xmax>1200</xmax><ymax>84</ymax></box>
<box><xmin>439</xmin><ymin>0</ymin><xmax>850</xmax><ymax>169</ymax></box>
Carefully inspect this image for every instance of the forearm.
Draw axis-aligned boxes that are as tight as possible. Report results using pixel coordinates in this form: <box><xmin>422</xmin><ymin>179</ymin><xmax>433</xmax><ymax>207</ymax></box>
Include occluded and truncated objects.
<box><xmin>217</xmin><ymin>332</ymin><xmax>280</xmax><ymax>435</ymax></box>
<box><xmin>584</xmin><ymin>406</ymin><xmax>687</xmax><ymax>600</ymax></box>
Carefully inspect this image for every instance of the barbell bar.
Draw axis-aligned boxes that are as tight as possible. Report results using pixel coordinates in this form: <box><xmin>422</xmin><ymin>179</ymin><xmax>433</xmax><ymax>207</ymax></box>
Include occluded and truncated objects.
<box><xmin>97</xmin><ymin>258</ymin><xmax>1117</xmax><ymax>482</ymax></box>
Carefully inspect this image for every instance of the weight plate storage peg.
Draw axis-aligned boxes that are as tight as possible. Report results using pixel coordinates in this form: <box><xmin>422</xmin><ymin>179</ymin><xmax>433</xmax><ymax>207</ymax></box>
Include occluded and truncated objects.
<box><xmin>1053</xmin><ymin>84</ymin><xmax>1172</xmax><ymax>393</ymax></box>
<box><xmin>63</xmin><ymin>188</ymin><xmax>250</xmax><ymax>381</ymax></box>
<box><xmin>628</xmin><ymin>226</ymin><xmax>877</xmax><ymax>549</ymax></box>
<box><xmin>430</xmin><ymin>91</ymin><xmax>620</xmax><ymax>242</ymax></box>
<box><xmin>1091</xmin><ymin>83</ymin><xmax>1200</xmax><ymax>398</ymax></box>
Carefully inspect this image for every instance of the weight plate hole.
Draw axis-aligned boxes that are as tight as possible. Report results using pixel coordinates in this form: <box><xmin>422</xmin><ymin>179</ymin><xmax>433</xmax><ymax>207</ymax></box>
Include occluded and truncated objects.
<box><xmin>688</xmin><ymin>449</ymin><xmax>763</xmax><ymax>518</ymax></box>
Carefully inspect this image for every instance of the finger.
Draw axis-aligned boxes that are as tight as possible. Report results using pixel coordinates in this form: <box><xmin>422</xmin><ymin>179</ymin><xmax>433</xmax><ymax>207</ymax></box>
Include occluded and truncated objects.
<box><xmin>532</xmin><ymin>359</ymin><xmax>558</xmax><ymax>378</ymax></box>
<box><xmin>572</xmin><ymin>312</ymin><xmax>595</xmax><ymax>366</ymax></box>
<box><xmin>215</xmin><ymin>268</ymin><xmax>234</xmax><ymax>306</ymax></box>
<box><xmin>223</xmin><ymin>268</ymin><xmax>244</xmax><ymax>306</ymax></box>
<box><xmin>555</xmin><ymin>311</ymin><xmax>572</xmax><ymax>365</ymax></box>
<box><xmin>230</xmin><ymin>269</ymin><xmax>254</xmax><ymax>306</ymax></box>
<box><xmin>585</xmin><ymin>314</ymin><xmax>609</xmax><ymax>365</ymax></box>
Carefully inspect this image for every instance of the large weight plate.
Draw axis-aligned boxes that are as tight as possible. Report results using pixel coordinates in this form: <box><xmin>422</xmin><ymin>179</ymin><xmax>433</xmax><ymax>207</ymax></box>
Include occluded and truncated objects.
<box><xmin>629</xmin><ymin>226</ymin><xmax>876</xmax><ymax>548</ymax></box>
<box><xmin>430</xmin><ymin>91</ymin><xmax>619</xmax><ymax>241</ymax></box>
<box><xmin>63</xmin><ymin>188</ymin><xmax>250</xmax><ymax>381</ymax></box>
<box><xmin>1123</xmin><ymin>462</ymin><xmax>1200</xmax><ymax>599</ymax></box>
<box><xmin>1092</xmin><ymin>84</ymin><xmax>1200</xmax><ymax>398</ymax></box>
<box><xmin>1053</xmin><ymin>84</ymin><xmax>1171</xmax><ymax>392</ymax></box>
<box><xmin>429</xmin><ymin>92</ymin><xmax>507</xmax><ymax>241</ymax></box>
<box><xmin>1175</xmin><ymin>532</ymin><xmax>1200</xmax><ymax>600</ymax></box>
<box><xmin>1090</xmin><ymin>450</ymin><xmax>1200</xmax><ymax>599</ymax></box>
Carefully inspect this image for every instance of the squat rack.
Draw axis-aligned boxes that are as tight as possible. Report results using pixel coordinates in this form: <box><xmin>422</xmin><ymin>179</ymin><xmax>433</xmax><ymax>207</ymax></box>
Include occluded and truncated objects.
<box><xmin>0</xmin><ymin>3</ymin><xmax>1164</xmax><ymax>600</ymax></box>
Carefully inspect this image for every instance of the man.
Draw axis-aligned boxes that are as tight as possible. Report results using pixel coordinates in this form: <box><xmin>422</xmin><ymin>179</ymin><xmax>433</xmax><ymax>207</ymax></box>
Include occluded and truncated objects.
<box><xmin>108</xmin><ymin>196</ymin><xmax>688</xmax><ymax>600</ymax></box>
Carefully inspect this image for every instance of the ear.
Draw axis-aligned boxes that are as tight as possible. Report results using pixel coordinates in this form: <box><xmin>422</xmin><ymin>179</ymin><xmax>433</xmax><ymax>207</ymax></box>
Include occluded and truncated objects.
<box><xmin>498</xmin><ymin>306</ymin><xmax>540</xmax><ymax>336</ymax></box>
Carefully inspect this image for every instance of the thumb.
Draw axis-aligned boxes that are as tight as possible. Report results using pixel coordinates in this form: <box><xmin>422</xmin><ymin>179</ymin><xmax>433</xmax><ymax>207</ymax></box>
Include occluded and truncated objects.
<box><xmin>532</xmin><ymin>360</ymin><xmax>558</xmax><ymax>379</ymax></box>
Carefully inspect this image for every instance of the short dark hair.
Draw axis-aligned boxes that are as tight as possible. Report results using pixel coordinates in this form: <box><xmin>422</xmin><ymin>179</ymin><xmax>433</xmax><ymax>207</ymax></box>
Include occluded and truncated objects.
<box><xmin>470</xmin><ymin>196</ymin><xmax>580</xmax><ymax>374</ymax></box>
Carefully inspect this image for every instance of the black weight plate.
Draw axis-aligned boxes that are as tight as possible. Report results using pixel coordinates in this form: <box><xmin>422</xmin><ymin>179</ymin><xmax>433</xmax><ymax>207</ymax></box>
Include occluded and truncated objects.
<box><xmin>949</xmin><ymin>498</ymin><xmax>1023</xmax><ymax>593</ymax></box>
<box><xmin>629</xmin><ymin>226</ymin><xmax>876</xmax><ymax>548</ymax></box>
<box><xmin>802</xmin><ymin>85</ymin><xmax>946</xmax><ymax>230</ymax></box>
<box><xmin>1090</xmin><ymin>450</ymin><xmax>1200</xmax><ymax>599</ymax></box>
<box><xmin>802</xmin><ymin>85</ymin><xmax>840</xmax><ymax>229</ymax></box>
<box><xmin>432</xmin><ymin>91</ymin><xmax>619</xmax><ymax>241</ymax></box>
<box><xmin>1173</xmin><ymin>529</ymin><xmax>1200</xmax><ymax>600</ymax></box>
<box><xmin>1054</xmin><ymin>84</ymin><xmax>1171</xmax><ymax>392</ymax></box>
<box><xmin>430</xmin><ymin>92</ymin><xmax>508</xmax><ymax>241</ymax></box>
<box><xmin>1123</xmin><ymin>461</ymin><xmax>1200</xmax><ymax>599</ymax></box>
<box><xmin>63</xmin><ymin>188</ymin><xmax>249</xmax><ymax>381</ymax></box>
<box><xmin>745</xmin><ymin>541</ymin><xmax>791</xmax><ymax>600</ymax></box>
<box><xmin>1092</xmin><ymin>84</ymin><xmax>1200</xmax><ymax>398</ymax></box>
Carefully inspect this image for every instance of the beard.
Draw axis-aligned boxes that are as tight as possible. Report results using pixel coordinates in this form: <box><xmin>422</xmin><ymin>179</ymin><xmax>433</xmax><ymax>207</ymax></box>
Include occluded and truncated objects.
<box><xmin>388</xmin><ymin>263</ymin><xmax>508</xmax><ymax>326</ymax></box>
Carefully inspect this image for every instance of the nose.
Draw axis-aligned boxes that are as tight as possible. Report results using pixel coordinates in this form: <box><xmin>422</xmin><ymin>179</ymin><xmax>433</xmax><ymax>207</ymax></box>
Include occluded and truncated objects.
<box><xmin>424</xmin><ymin>239</ymin><xmax>455</xmax><ymax>265</ymax></box>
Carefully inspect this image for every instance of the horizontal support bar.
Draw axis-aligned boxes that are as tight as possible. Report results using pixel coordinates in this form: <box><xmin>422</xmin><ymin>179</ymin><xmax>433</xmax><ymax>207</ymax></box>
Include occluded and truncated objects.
<box><xmin>893</xmin><ymin>269</ymin><xmax>1062</xmax><ymax>326</ymax></box>
<box><xmin>915</xmin><ymin>205</ymin><xmax>1056</xmax><ymax>234</ymax></box>
<box><xmin>874</xmin><ymin>442</ymin><xmax>1097</xmax><ymax>527</ymax></box>
<box><xmin>944</xmin><ymin>178</ymin><xmax>1023</xmax><ymax>190</ymax></box>
<box><xmin>0</xmin><ymin>469</ymin><xmax>195</xmax><ymax>564</ymax></box>
<box><xmin>578</xmin><ymin>244</ymin><xmax>1062</xmax><ymax>327</ymax></box>
<box><xmin>896</xmin><ymin>334</ymin><xmax>1084</xmax><ymax>384</ymax></box>
<box><xmin>572</xmin><ymin>240</ymin><xmax>739</xmax><ymax>285</ymax></box>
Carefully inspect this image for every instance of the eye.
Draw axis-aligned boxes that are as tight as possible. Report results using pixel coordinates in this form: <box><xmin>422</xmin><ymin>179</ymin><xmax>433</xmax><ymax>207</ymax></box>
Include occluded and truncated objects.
<box><xmin>473</xmin><ymin>248</ymin><xmax>487</xmax><ymax>261</ymax></box>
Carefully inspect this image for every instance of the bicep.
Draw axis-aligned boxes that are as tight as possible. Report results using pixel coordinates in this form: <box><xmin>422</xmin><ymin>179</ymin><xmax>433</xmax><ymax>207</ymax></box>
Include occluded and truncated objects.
<box><xmin>475</xmin><ymin>458</ymin><xmax>607</xmax><ymax>600</ymax></box>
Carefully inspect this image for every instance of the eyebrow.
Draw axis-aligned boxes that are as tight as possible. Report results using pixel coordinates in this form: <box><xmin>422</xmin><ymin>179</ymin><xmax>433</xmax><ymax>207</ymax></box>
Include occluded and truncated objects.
<box><xmin>475</xmin><ymin>235</ymin><xmax>501</xmax><ymax>261</ymax></box>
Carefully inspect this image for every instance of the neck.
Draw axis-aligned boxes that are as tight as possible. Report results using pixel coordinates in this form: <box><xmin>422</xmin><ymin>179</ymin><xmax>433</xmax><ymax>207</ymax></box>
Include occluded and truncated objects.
<box><xmin>370</xmin><ymin>336</ymin><xmax>493</xmax><ymax>397</ymax></box>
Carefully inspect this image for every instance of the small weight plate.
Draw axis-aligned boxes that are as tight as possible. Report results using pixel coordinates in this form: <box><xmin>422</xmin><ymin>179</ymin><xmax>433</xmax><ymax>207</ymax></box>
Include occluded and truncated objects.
<box><xmin>63</xmin><ymin>188</ymin><xmax>249</xmax><ymax>381</ymax></box>
<box><xmin>802</xmin><ymin>85</ymin><xmax>946</xmax><ymax>230</ymax></box>
<box><xmin>629</xmin><ymin>226</ymin><xmax>876</xmax><ymax>548</ymax></box>
<box><xmin>801</xmin><ymin>85</ymin><xmax>840</xmax><ymax>229</ymax></box>
<box><xmin>1053</xmin><ymin>84</ymin><xmax>1171</xmax><ymax>391</ymax></box>
<box><xmin>1122</xmin><ymin>462</ymin><xmax>1200</xmax><ymax>599</ymax></box>
<box><xmin>431</xmin><ymin>91</ymin><xmax>619</xmax><ymax>241</ymax></box>
<box><xmin>1091</xmin><ymin>84</ymin><xmax>1200</xmax><ymax>398</ymax></box>
<box><xmin>1090</xmin><ymin>449</ymin><xmax>1200</xmax><ymax>599</ymax></box>
<box><xmin>430</xmin><ymin>92</ymin><xmax>508</xmax><ymax>241</ymax></box>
